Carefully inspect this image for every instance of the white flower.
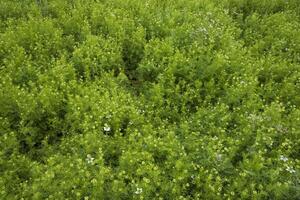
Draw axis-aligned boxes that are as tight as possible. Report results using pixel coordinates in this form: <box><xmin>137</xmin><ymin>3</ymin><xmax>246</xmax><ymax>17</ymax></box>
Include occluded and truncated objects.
<box><xmin>279</xmin><ymin>155</ymin><xmax>288</xmax><ymax>162</ymax></box>
<box><xmin>138</xmin><ymin>109</ymin><xmax>145</xmax><ymax>114</ymax></box>
<box><xmin>286</xmin><ymin>166</ymin><xmax>296</xmax><ymax>174</ymax></box>
<box><xmin>212</xmin><ymin>136</ymin><xmax>218</xmax><ymax>141</ymax></box>
<box><xmin>103</xmin><ymin>123</ymin><xmax>111</xmax><ymax>132</ymax></box>
<box><xmin>86</xmin><ymin>154</ymin><xmax>95</xmax><ymax>164</ymax></box>
<box><xmin>135</xmin><ymin>187</ymin><xmax>143</xmax><ymax>195</ymax></box>
<box><xmin>216</xmin><ymin>154</ymin><xmax>222</xmax><ymax>161</ymax></box>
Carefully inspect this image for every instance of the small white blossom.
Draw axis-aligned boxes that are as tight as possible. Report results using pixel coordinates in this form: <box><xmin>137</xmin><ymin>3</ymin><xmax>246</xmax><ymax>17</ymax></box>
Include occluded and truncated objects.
<box><xmin>103</xmin><ymin>123</ymin><xmax>111</xmax><ymax>132</ymax></box>
<box><xmin>138</xmin><ymin>109</ymin><xmax>145</xmax><ymax>114</ymax></box>
<box><xmin>286</xmin><ymin>166</ymin><xmax>296</xmax><ymax>174</ymax></box>
<box><xmin>86</xmin><ymin>154</ymin><xmax>95</xmax><ymax>164</ymax></box>
<box><xmin>276</xmin><ymin>125</ymin><xmax>288</xmax><ymax>133</ymax></box>
<box><xmin>212</xmin><ymin>136</ymin><xmax>218</xmax><ymax>141</ymax></box>
<box><xmin>279</xmin><ymin>155</ymin><xmax>288</xmax><ymax>162</ymax></box>
<box><xmin>135</xmin><ymin>187</ymin><xmax>143</xmax><ymax>195</ymax></box>
<box><xmin>216</xmin><ymin>154</ymin><xmax>222</xmax><ymax>161</ymax></box>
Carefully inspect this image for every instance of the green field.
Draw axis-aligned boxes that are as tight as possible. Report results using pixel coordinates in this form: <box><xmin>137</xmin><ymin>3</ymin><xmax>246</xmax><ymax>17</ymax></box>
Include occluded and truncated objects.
<box><xmin>0</xmin><ymin>0</ymin><xmax>299</xmax><ymax>199</ymax></box>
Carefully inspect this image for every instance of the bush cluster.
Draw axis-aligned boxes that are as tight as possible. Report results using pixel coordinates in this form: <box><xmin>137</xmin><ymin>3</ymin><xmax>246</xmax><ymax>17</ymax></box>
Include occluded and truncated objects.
<box><xmin>0</xmin><ymin>0</ymin><xmax>299</xmax><ymax>199</ymax></box>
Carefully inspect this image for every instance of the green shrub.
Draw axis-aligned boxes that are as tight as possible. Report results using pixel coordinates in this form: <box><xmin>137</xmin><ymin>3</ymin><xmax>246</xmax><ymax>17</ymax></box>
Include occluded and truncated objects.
<box><xmin>0</xmin><ymin>0</ymin><xmax>299</xmax><ymax>199</ymax></box>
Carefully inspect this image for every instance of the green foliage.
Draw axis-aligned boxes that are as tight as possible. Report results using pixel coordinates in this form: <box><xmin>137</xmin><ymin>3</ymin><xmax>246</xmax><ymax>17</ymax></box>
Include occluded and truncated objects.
<box><xmin>0</xmin><ymin>0</ymin><xmax>299</xmax><ymax>199</ymax></box>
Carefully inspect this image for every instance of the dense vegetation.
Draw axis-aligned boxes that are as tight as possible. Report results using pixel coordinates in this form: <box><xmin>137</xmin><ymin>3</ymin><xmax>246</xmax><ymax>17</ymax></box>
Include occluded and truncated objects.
<box><xmin>0</xmin><ymin>0</ymin><xmax>299</xmax><ymax>199</ymax></box>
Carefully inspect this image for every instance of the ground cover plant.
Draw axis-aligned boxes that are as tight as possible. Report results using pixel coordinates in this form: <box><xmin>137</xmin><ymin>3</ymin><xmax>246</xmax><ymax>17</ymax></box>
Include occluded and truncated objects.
<box><xmin>0</xmin><ymin>0</ymin><xmax>299</xmax><ymax>199</ymax></box>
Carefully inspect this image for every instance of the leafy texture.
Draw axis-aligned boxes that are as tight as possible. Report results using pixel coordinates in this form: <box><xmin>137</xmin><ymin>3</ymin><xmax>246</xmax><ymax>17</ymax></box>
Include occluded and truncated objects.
<box><xmin>0</xmin><ymin>0</ymin><xmax>299</xmax><ymax>199</ymax></box>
